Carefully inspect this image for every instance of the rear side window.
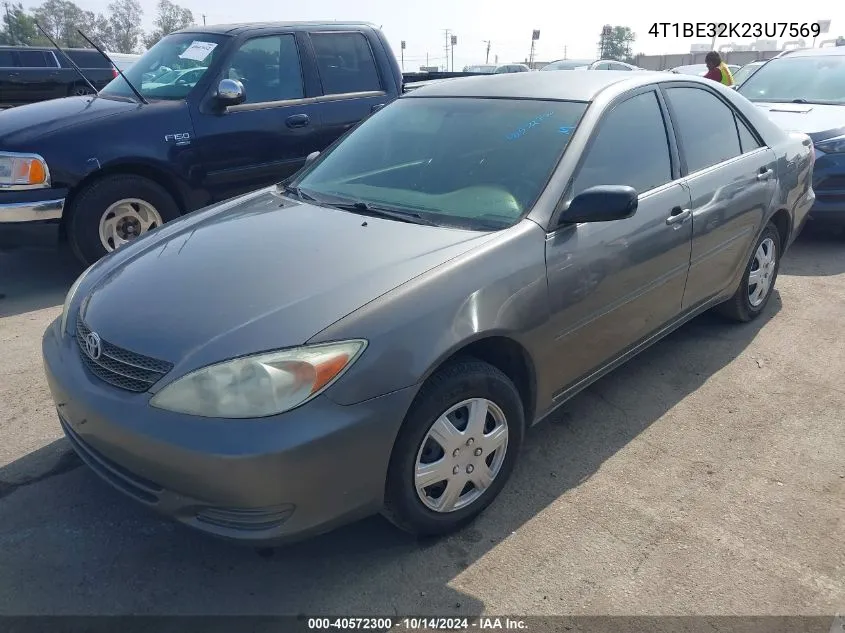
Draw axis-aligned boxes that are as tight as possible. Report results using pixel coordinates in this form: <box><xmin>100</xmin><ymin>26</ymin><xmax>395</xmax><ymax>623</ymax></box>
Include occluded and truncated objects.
<box><xmin>63</xmin><ymin>50</ymin><xmax>111</xmax><ymax>69</ymax></box>
<box><xmin>735</xmin><ymin>115</ymin><xmax>763</xmax><ymax>153</ymax></box>
<box><xmin>664</xmin><ymin>87</ymin><xmax>742</xmax><ymax>173</ymax></box>
<box><xmin>311</xmin><ymin>32</ymin><xmax>382</xmax><ymax>95</ymax></box>
<box><xmin>17</xmin><ymin>50</ymin><xmax>56</xmax><ymax>68</ymax></box>
<box><xmin>572</xmin><ymin>91</ymin><xmax>673</xmax><ymax>196</ymax></box>
<box><xmin>0</xmin><ymin>50</ymin><xmax>17</xmax><ymax>68</ymax></box>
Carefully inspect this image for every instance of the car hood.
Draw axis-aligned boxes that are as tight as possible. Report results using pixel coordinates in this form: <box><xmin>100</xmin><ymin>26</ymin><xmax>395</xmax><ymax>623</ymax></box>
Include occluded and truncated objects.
<box><xmin>0</xmin><ymin>95</ymin><xmax>139</xmax><ymax>145</ymax></box>
<box><xmin>81</xmin><ymin>188</ymin><xmax>494</xmax><ymax>375</ymax></box>
<box><xmin>752</xmin><ymin>101</ymin><xmax>845</xmax><ymax>142</ymax></box>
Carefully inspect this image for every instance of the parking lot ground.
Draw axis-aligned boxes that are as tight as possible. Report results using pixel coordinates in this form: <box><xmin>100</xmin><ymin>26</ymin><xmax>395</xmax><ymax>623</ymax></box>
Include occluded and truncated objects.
<box><xmin>0</xmin><ymin>229</ymin><xmax>843</xmax><ymax>617</ymax></box>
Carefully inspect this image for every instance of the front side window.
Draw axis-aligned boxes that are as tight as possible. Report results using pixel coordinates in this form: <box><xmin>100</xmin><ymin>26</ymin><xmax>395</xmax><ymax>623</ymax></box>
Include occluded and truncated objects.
<box><xmin>572</xmin><ymin>91</ymin><xmax>672</xmax><ymax>196</ymax></box>
<box><xmin>664</xmin><ymin>87</ymin><xmax>743</xmax><ymax>173</ymax></box>
<box><xmin>738</xmin><ymin>55</ymin><xmax>845</xmax><ymax>104</ymax></box>
<box><xmin>292</xmin><ymin>97</ymin><xmax>588</xmax><ymax>229</ymax></box>
<box><xmin>311</xmin><ymin>32</ymin><xmax>381</xmax><ymax>95</ymax></box>
<box><xmin>224</xmin><ymin>34</ymin><xmax>304</xmax><ymax>104</ymax></box>
<box><xmin>99</xmin><ymin>32</ymin><xmax>228</xmax><ymax>101</ymax></box>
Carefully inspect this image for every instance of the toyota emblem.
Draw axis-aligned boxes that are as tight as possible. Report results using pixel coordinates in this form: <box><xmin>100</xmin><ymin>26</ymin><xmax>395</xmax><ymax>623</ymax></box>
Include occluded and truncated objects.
<box><xmin>84</xmin><ymin>332</ymin><xmax>102</xmax><ymax>360</ymax></box>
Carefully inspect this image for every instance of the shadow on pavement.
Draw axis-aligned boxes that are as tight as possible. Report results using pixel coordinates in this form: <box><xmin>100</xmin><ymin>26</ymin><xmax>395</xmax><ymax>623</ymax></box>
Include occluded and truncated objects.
<box><xmin>0</xmin><ymin>293</ymin><xmax>781</xmax><ymax>616</ymax></box>
<box><xmin>0</xmin><ymin>246</ymin><xmax>83</xmax><ymax>318</ymax></box>
<box><xmin>780</xmin><ymin>224</ymin><xmax>845</xmax><ymax>277</ymax></box>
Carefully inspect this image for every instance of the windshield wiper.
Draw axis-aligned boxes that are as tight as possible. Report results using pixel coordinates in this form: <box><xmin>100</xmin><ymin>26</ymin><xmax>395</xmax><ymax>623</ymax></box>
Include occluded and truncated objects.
<box><xmin>280</xmin><ymin>183</ymin><xmax>316</xmax><ymax>201</ymax></box>
<box><xmin>791</xmin><ymin>98</ymin><xmax>809</xmax><ymax>104</ymax></box>
<box><xmin>76</xmin><ymin>29</ymin><xmax>148</xmax><ymax>105</ymax></box>
<box><xmin>35</xmin><ymin>22</ymin><xmax>99</xmax><ymax>97</ymax></box>
<box><xmin>328</xmin><ymin>201</ymin><xmax>439</xmax><ymax>226</ymax></box>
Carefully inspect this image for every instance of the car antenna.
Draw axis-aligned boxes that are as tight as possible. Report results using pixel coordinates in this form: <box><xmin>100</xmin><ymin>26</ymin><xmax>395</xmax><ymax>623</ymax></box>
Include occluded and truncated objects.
<box><xmin>76</xmin><ymin>28</ymin><xmax>148</xmax><ymax>105</ymax></box>
<box><xmin>35</xmin><ymin>22</ymin><xmax>100</xmax><ymax>97</ymax></box>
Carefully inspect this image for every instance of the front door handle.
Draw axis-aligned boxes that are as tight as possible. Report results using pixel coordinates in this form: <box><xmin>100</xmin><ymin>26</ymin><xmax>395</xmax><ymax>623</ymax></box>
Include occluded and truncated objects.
<box><xmin>757</xmin><ymin>168</ymin><xmax>773</xmax><ymax>181</ymax></box>
<box><xmin>286</xmin><ymin>113</ymin><xmax>310</xmax><ymax>128</ymax></box>
<box><xmin>666</xmin><ymin>207</ymin><xmax>691</xmax><ymax>225</ymax></box>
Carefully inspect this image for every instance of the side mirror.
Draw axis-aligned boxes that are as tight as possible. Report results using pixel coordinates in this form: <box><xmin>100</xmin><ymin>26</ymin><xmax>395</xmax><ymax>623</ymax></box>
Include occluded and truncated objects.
<box><xmin>305</xmin><ymin>151</ymin><xmax>320</xmax><ymax>166</ymax></box>
<box><xmin>558</xmin><ymin>185</ymin><xmax>638</xmax><ymax>225</ymax></box>
<box><xmin>216</xmin><ymin>78</ymin><xmax>245</xmax><ymax>107</ymax></box>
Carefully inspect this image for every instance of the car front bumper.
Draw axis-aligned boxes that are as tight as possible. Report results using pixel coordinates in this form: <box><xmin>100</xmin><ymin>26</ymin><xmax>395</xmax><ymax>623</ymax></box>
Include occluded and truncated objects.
<box><xmin>0</xmin><ymin>188</ymin><xmax>67</xmax><ymax>249</ymax></box>
<box><xmin>809</xmin><ymin>151</ymin><xmax>845</xmax><ymax>225</ymax></box>
<box><xmin>42</xmin><ymin>317</ymin><xmax>417</xmax><ymax>545</ymax></box>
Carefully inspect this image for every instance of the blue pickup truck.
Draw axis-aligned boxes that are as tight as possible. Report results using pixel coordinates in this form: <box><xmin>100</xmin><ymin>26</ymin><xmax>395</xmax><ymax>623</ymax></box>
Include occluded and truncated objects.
<box><xmin>0</xmin><ymin>21</ymin><xmax>402</xmax><ymax>264</ymax></box>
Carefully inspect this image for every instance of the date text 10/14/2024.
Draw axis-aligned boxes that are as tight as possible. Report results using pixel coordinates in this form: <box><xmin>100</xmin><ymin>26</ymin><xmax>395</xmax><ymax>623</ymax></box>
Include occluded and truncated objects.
<box><xmin>648</xmin><ymin>22</ymin><xmax>822</xmax><ymax>39</ymax></box>
<box><xmin>307</xmin><ymin>617</ymin><xmax>529</xmax><ymax>630</ymax></box>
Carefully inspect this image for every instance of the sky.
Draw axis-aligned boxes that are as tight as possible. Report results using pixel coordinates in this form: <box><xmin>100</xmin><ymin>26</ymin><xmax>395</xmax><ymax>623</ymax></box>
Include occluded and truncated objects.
<box><xmin>19</xmin><ymin>0</ymin><xmax>845</xmax><ymax>69</ymax></box>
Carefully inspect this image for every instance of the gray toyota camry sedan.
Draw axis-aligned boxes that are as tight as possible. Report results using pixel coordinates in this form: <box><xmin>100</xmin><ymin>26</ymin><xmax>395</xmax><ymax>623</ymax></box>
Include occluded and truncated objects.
<box><xmin>43</xmin><ymin>71</ymin><xmax>815</xmax><ymax>544</ymax></box>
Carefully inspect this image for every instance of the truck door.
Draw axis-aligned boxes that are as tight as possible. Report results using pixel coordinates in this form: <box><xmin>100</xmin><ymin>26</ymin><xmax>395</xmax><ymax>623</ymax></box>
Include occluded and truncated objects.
<box><xmin>15</xmin><ymin>49</ymin><xmax>64</xmax><ymax>102</ymax></box>
<box><xmin>306</xmin><ymin>30</ymin><xmax>391</xmax><ymax>149</ymax></box>
<box><xmin>190</xmin><ymin>31</ymin><xmax>325</xmax><ymax>203</ymax></box>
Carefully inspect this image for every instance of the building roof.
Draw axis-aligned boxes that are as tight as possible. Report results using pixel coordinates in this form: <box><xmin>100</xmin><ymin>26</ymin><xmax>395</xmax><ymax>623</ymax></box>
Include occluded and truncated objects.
<box><xmin>403</xmin><ymin>70</ymin><xmax>674</xmax><ymax>102</ymax></box>
<box><xmin>178</xmin><ymin>21</ymin><xmax>378</xmax><ymax>36</ymax></box>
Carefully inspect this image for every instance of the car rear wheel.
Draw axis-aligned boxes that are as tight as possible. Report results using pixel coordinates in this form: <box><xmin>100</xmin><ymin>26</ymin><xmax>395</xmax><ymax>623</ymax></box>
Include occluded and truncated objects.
<box><xmin>716</xmin><ymin>221</ymin><xmax>781</xmax><ymax>322</ymax></box>
<box><xmin>68</xmin><ymin>83</ymin><xmax>95</xmax><ymax>97</ymax></box>
<box><xmin>67</xmin><ymin>174</ymin><xmax>181</xmax><ymax>265</ymax></box>
<box><xmin>383</xmin><ymin>358</ymin><xmax>524</xmax><ymax>536</ymax></box>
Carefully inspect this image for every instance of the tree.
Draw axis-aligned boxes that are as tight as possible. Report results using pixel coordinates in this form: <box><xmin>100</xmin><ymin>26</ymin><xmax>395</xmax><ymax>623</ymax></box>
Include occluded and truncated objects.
<box><xmin>1</xmin><ymin>1</ymin><xmax>43</xmax><ymax>45</ymax></box>
<box><xmin>107</xmin><ymin>0</ymin><xmax>142</xmax><ymax>52</ymax></box>
<box><xmin>143</xmin><ymin>0</ymin><xmax>192</xmax><ymax>49</ymax></box>
<box><xmin>597</xmin><ymin>25</ymin><xmax>636</xmax><ymax>63</ymax></box>
<box><xmin>32</xmin><ymin>0</ymin><xmax>91</xmax><ymax>46</ymax></box>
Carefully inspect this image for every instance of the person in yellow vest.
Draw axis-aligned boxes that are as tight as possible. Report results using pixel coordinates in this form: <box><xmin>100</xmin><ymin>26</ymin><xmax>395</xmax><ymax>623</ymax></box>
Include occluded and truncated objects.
<box><xmin>704</xmin><ymin>51</ymin><xmax>734</xmax><ymax>86</ymax></box>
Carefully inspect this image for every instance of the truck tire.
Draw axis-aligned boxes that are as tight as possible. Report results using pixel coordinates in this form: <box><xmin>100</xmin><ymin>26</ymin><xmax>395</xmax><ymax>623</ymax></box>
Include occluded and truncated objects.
<box><xmin>67</xmin><ymin>174</ymin><xmax>181</xmax><ymax>265</ymax></box>
<box><xmin>68</xmin><ymin>83</ymin><xmax>95</xmax><ymax>97</ymax></box>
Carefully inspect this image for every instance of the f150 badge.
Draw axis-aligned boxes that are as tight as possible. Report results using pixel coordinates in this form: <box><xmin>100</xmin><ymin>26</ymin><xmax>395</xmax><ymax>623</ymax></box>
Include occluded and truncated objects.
<box><xmin>164</xmin><ymin>132</ymin><xmax>191</xmax><ymax>146</ymax></box>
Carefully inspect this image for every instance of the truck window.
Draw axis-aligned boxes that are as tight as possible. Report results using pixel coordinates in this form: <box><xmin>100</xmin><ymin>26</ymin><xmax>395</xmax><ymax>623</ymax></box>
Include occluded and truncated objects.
<box><xmin>224</xmin><ymin>34</ymin><xmax>304</xmax><ymax>104</ymax></box>
<box><xmin>0</xmin><ymin>50</ymin><xmax>16</xmax><ymax>68</ymax></box>
<box><xmin>311</xmin><ymin>32</ymin><xmax>382</xmax><ymax>96</ymax></box>
<box><xmin>17</xmin><ymin>50</ymin><xmax>57</xmax><ymax>68</ymax></box>
<box><xmin>64</xmin><ymin>50</ymin><xmax>111</xmax><ymax>69</ymax></box>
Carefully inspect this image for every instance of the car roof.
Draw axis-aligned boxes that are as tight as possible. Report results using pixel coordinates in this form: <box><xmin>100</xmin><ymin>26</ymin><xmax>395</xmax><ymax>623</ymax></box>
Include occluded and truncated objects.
<box><xmin>177</xmin><ymin>21</ymin><xmax>378</xmax><ymax>36</ymax></box>
<box><xmin>777</xmin><ymin>46</ymin><xmax>845</xmax><ymax>58</ymax></box>
<box><xmin>403</xmin><ymin>69</ymin><xmax>704</xmax><ymax>101</ymax></box>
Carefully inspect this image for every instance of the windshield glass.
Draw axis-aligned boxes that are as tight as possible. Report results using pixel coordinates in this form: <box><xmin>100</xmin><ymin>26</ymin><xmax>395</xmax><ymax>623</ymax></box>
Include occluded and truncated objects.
<box><xmin>739</xmin><ymin>55</ymin><xmax>845</xmax><ymax>104</ymax></box>
<box><xmin>732</xmin><ymin>62</ymin><xmax>763</xmax><ymax>85</ymax></box>
<box><xmin>541</xmin><ymin>60</ymin><xmax>593</xmax><ymax>71</ymax></box>
<box><xmin>465</xmin><ymin>65</ymin><xmax>496</xmax><ymax>73</ymax></box>
<box><xmin>292</xmin><ymin>97</ymin><xmax>588</xmax><ymax>229</ymax></box>
<box><xmin>100</xmin><ymin>32</ymin><xmax>228</xmax><ymax>101</ymax></box>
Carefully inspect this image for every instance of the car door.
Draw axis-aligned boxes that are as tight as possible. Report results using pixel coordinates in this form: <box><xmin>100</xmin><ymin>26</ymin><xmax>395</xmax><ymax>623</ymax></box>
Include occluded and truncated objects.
<box><xmin>14</xmin><ymin>49</ymin><xmax>62</xmax><ymax>103</ymax></box>
<box><xmin>660</xmin><ymin>85</ymin><xmax>778</xmax><ymax>310</ymax></box>
<box><xmin>307</xmin><ymin>30</ymin><xmax>390</xmax><ymax>150</ymax></box>
<box><xmin>0</xmin><ymin>49</ymin><xmax>21</xmax><ymax>105</ymax></box>
<box><xmin>191</xmin><ymin>31</ymin><xmax>325</xmax><ymax>202</ymax></box>
<box><xmin>544</xmin><ymin>88</ymin><xmax>693</xmax><ymax>396</ymax></box>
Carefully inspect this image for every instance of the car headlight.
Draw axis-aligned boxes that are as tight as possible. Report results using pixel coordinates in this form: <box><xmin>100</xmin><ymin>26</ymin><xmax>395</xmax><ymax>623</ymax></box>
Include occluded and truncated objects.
<box><xmin>0</xmin><ymin>152</ymin><xmax>50</xmax><ymax>188</ymax></box>
<box><xmin>150</xmin><ymin>340</ymin><xmax>368</xmax><ymax>418</ymax></box>
<box><xmin>60</xmin><ymin>264</ymin><xmax>94</xmax><ymax>336</ymax></box>
<box><xmin>814</xmin><ymin>135</ymin><xmax>845</xmax><ymax>155</ymax></box>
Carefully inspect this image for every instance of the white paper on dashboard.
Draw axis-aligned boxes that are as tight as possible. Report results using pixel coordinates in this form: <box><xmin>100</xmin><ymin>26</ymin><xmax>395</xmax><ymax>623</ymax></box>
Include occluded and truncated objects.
<box><xmin>178</xmin><ymin>41</ymin><xmax>217</xmax><ymax>62</ymax></box>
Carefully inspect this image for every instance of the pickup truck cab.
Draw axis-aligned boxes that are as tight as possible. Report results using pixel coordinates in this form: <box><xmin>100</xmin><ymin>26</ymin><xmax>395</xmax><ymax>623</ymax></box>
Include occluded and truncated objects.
<box><xmin>0</xmin><ymin>22</ymin><xmax>402</xmax><ymax>264</ymax></box>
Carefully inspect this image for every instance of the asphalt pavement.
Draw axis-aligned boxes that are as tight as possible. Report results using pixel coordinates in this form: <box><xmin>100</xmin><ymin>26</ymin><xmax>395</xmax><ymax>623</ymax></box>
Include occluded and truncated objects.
<box><xmin>0</xmin><ymin>229</ymin><xmax>843</xmax><ymax>617</ymax></box>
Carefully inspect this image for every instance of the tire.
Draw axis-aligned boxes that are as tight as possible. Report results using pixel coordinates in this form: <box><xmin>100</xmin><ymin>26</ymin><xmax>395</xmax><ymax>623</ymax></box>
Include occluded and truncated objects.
<box><xmin>715</xmin><ymin>221</ymin><xmax>781</xmax><ymax>322</ymax></box>
<box><xmin>383</xmin><ymin>357</ymin><xmax>525</xmax><ymax>537</ymax></box>
<box><xmin>68</xmin><ymin>83</ymin><xmax>94</xmax><ymax>97</ymax></box>
<box><xmin>67</xmin><ymin>175</ymin><xmax>181</xmax><ymax>265</ymax></box>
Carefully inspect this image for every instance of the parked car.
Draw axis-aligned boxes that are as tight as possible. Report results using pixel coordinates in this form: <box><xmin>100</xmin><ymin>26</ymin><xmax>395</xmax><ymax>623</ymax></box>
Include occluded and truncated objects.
<box><xmin>0</xmin><ymin>45</ymin><xmax>119</xmax><ymax>107</ymax></box>
<box><xmin>738</xmin><ymin>46</ymin><xmax>845</xmax><ymax>228</ymax></box>
<box><xmin>588</xmin><ymin>59</ymin><xmax>641</xmax><ymax>70</ymax></box>
<box><xmin>462</xmin><ymin>64</ymin><xmax>530</xmax><ymax>74</ymax></box>
<box><xmin>540</xmin><ymin>58</ymin><xmax>595</xmax><ymax>71</ymax></box>
<box><xmin>732</xmin><ymin>60</ymin><xmax>765</xmax><ymax>86</ymax></box>
<box><xmin>43</xmin><ymin>71</ymin><xmax>814</xmax><ymax>544</ymax></box>
<box><xmin>107</xmin><ymin>52</ymin><xmax>142</xmax><ymax>73</ymax></box>
<box><xmin>0</xmin><ymin>22</ymin><xmax>402</xmax><ymax>264</ymax></box>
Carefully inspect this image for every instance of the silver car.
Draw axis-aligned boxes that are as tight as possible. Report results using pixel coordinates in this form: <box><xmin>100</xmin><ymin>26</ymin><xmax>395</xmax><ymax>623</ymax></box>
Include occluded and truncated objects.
<box><xmin>43</xmin><ymin>71</ymin><xmax>815</xmax><ymax>544</ymax></box>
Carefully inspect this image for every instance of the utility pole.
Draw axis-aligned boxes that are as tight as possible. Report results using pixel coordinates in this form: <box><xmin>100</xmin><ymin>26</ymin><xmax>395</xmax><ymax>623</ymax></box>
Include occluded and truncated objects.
<box><xmin>443</xmin><ymin>29</ymin><xmax>451</xmax><ymax>72</ymax></box>
<box><xmin>483</xmin><ymin>40</ymin><xmax>491</xmax><ymax>64</ymax></box>
<box><xmin>450</xmin><ymin>34</ymin><xmax>457</xmax><ymax>72</ymax></box>
<box><xmin>202</xmin><ymin>13</ymin><xmax>206</xmax><ymax>25</ymax></box>
<box><xmin>529</xmin><ymin>30</ymin><xmax>540</xmax><ymax>68</ymax></box>
<box><xmin>400</xmin><ymin>40</ymin><xmax>405</xmax><ymax>71</ymax></box>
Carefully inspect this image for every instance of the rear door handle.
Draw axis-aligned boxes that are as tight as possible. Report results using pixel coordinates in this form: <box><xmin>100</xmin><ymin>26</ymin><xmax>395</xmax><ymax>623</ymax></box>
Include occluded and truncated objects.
<box><xmin>757</xmin><ymin>168</ymin><xmax>773</xmax><ymax>181</ymax></box>
<box><xmin>666</xmin><ymin>207</ymin><xmax>691</xmax><ymax>225</ymax></box>
<box><xmin>371</xmin><ymin>103</ymin><xmax>385</xmax><ymax>113</ymax></box>
<box><xmin>286</xmin><ymin>113</ymin><xmax>310</xmax><ymax>128</ymax></box>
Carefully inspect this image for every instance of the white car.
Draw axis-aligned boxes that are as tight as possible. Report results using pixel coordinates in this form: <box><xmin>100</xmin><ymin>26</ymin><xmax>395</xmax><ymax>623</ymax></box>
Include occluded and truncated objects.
<box><xmin>143</xmin><ymin>66</ymin><xmax>207</xmax><ymax>89</ymax></box>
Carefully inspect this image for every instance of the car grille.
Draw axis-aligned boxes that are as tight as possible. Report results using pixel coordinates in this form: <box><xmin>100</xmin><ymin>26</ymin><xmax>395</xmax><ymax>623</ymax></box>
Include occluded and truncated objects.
<box><xmin>76</xmin><ymin>320</ymin><xmax>173</xmax><ymax>392</ymax></box>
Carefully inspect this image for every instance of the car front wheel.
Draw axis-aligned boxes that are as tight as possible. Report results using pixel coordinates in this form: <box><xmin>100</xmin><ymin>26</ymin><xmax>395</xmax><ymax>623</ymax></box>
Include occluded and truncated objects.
<box><xmin>383</xmin><ymin>357</ymin><xmax>524</xmax><ymax>536</ymax></box>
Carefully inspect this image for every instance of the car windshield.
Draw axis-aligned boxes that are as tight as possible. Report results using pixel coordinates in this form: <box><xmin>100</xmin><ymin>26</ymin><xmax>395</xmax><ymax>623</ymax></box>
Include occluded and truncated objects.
<box><xmin>738</xmin><ymin>55</ymin><xmax>845</xmax><ymax>104</ymax></box>
<box><xmin>541</xmin><ymin>60</ymin><xmax>593</xmax><ymax>71</ymax></box>
<box><xmin>673</xmin><ymin>64</ymin><xmax>707</xmax><ymax>75</ymax></box>
<box><xmin>465</xmin><ymin>65</ymin><xmax>496</xmax><ymax>73</ymax></box>
<box><xmin>732</xmin><ymin>62</ymin><xmax>763</xmax><ymax>85</ymax></box>
<box><xmin>100</xmin><ymin>32</ymin><xmax>228</xmax><ymax>101</ymax></box>
<box><xmin>291</xmin><ymin>97</ymin><xmax>588</xmax><ymax>230</ymax></box>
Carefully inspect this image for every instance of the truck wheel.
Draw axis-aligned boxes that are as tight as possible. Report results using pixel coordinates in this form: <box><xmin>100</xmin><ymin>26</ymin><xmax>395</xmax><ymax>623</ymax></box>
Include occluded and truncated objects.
<box><xmin>68</xmin><ymin>84</ymin><xmax>95</xmax><ymax>97</ymax></box>
<box><xmin>67</xmin><ymin>175</ymin><xmax>181</xmax><ymax>265</ymax></box>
